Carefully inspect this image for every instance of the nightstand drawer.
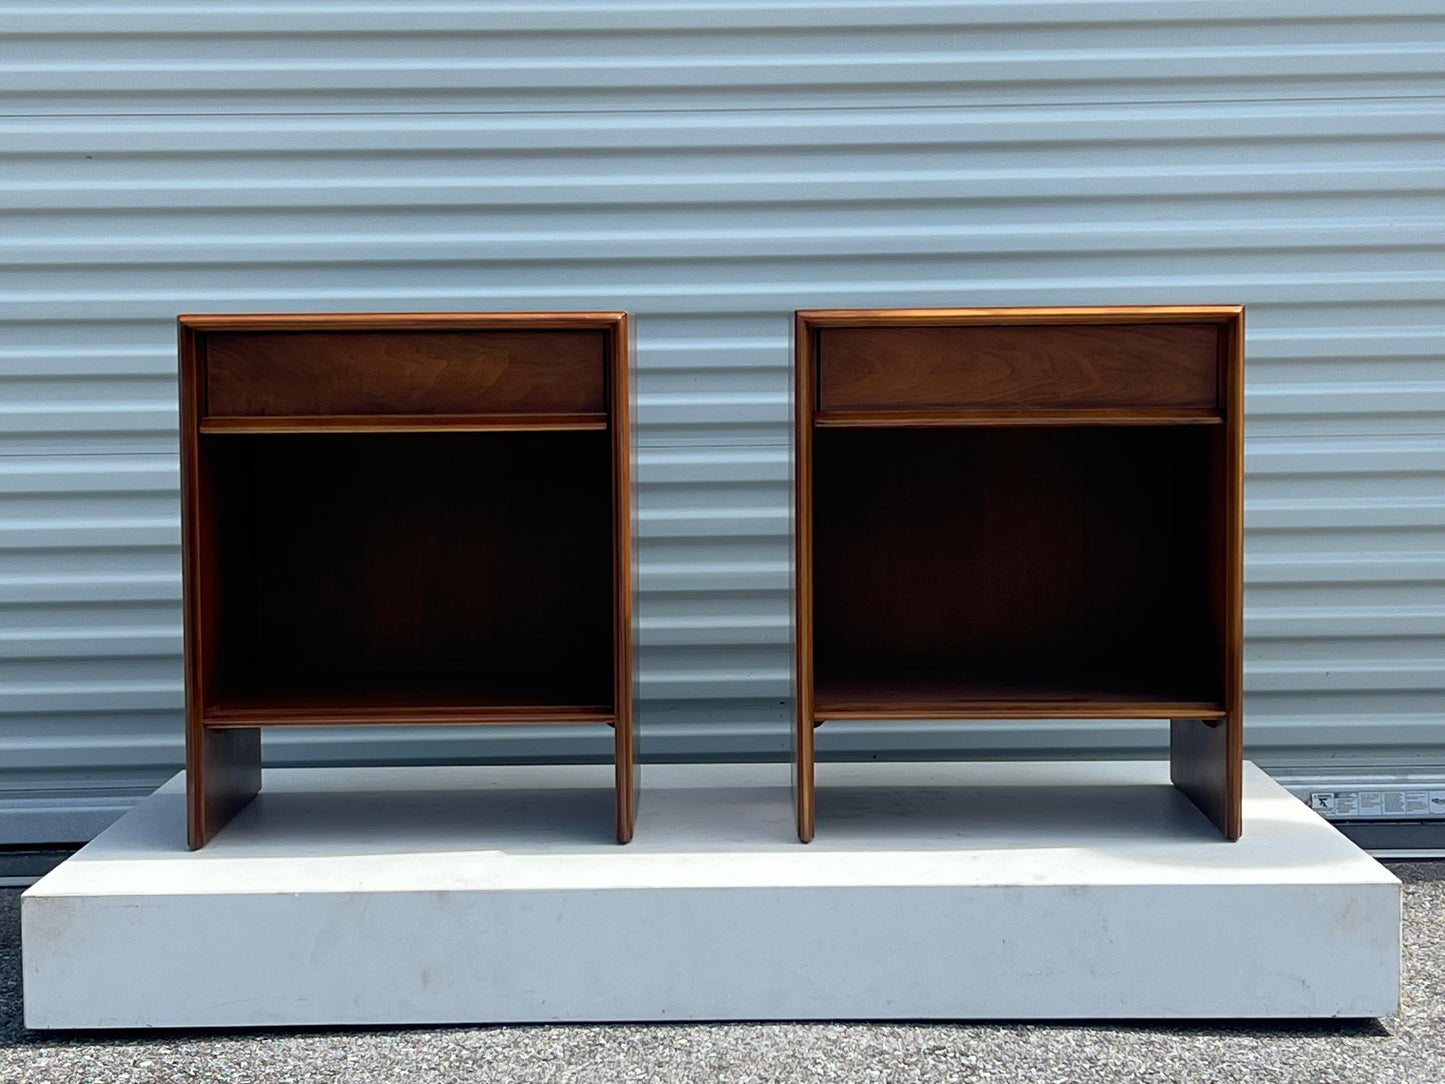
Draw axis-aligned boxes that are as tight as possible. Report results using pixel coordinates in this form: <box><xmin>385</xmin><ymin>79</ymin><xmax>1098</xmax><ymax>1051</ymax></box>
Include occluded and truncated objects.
<box><xmin>817</xmin><ymin>322</ymin><xmax>1219</xmax><ymax>413</ymax></box>
<box><xmin>204</xmin><ymin>328</ymin><xmax>606</xmax><ymax>418</ymax></box>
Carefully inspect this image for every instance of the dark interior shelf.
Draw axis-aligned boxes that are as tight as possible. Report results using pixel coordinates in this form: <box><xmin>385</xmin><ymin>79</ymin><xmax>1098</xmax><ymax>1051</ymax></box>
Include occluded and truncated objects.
<box><xmin>811</xmin><ymin>425</ymin><xmax>1225</xmax><ymax>712</ymax></box>
<box><xmin>204</xmin><ymin>692</ymin><xmax>614</xmax><ymax>727</ymax></box>
<box><xmin>201</xmin><ymin>429</ymin><xmax>615</xmax><ymax>717</ymax></box>
<box><xmin>814</xmin><ymin>674</ymin><xmax>1225</xmax><ymax>720</ymax></box>
<box><xmin>199</xmin><ymin>413</ymin><xmax>608</xmax><ymax>434</ymax></box>
<box><xmin>812</xmin><ymin>408</ymin><xmax>1224</xmax><ymax>428</ymax></box>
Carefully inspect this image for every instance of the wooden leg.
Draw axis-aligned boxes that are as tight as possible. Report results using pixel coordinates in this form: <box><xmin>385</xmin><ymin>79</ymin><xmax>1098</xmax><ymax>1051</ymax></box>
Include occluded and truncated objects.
<box><xmin>794</xmin><ymin>706</ymin><xmax>815</xmax><ymax>843</ymax></box>
<box><xmin>187</xmin><ymin>727</ymin><xmax>261</xmax><ymax>849</ymax></box>
<box><xmin>614</xmin><ymin>708</ymin><xmax>637</xmax><ymax>844</ymax></box>
<box><xmin>1170</xmin><ymin>714</ymin><xmax>1243</xmax><ymax>840</ymax></box>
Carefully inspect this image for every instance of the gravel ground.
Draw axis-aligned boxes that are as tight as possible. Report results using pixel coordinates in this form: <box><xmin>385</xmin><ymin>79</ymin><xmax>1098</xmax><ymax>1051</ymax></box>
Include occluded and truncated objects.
<box><xmin>1</xmin><ymin>862</ymin><xmax>1439</xmax><ymax>1083</ymax></box>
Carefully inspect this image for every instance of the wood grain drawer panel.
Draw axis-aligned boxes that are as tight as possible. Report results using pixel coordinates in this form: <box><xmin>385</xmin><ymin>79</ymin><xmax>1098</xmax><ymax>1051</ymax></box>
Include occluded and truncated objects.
<box><xmin>204</xmin><ymin>329</ymin><xmax>606</xmax><ymax>417</ymax></box>
<box><xmin>817</xmin><ymin>323</ymin><xmax>1219</xmax><ymax>413</ymax></box>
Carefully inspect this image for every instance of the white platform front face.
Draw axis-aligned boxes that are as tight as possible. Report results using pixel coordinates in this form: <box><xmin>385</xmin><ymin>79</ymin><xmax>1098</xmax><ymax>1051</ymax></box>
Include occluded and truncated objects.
<box><xmin>23</xmin><ymin>761</ymin><xmax>1399</xmax><ymax>1028</ymax></box>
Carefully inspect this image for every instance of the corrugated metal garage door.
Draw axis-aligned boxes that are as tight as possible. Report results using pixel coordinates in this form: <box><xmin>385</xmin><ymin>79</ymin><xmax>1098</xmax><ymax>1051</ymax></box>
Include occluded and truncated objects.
<box><xmin>2</xmin><ymin>2</ymin><xmax>1443</xmax><ymax>842</ymax></box>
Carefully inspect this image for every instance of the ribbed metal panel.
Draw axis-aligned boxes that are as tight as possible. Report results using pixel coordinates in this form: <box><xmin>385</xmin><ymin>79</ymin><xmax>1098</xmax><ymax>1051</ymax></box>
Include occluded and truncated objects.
<box><xmin>2</xmin><ymin>1</ymin><xmax>1443</xmax><ymax>113</ymax></box>
<box><xmin>2</xmin><ymin>2</ymin><xmax>1442</xmax><ymax>841</ymax></box>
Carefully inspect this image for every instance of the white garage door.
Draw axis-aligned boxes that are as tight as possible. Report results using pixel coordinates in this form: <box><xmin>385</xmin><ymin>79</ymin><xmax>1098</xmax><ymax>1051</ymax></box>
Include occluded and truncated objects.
<box><xmin>1</xmin><ymin>1</ymin><xmax>1442</xmax><ymax>841</ymax></box>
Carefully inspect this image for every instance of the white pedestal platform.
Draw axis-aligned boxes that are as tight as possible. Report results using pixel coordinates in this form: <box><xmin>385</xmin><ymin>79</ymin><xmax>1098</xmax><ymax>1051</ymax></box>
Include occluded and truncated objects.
<box><xmin>23</xmin><ymin>761</ymin><xmax>1399</xmax><ymax>1028</ymax></box>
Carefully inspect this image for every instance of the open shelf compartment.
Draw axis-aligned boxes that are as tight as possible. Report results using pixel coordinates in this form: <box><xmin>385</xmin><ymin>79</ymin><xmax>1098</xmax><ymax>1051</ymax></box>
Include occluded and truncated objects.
<box><xmin>198</xmin><ymin>430</ymin><xmax>615</xmax><ymax>724</ymax></box>
<box><xmin>811</xmin><ymin>426</ymin><xmax>1226</xmax><ymax>718</ymax></box>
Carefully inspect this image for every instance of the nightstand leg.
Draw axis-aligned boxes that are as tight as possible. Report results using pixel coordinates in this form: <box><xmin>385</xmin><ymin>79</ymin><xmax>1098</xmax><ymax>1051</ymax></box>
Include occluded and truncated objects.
<box><xmin>1170</xmin><ymin>714</ymin><xmax>1243</xmax><ymax>840</ymax></box>
<box><xmin>794</xmin><ymin>705</ymin><xmax>815</xmax><ymax>843</ymax></box>
<box><xmin>187</xmin><ymin>727</ymin><xmax>261</xmax><ymax>849</ymax></box>
<box><xmin>614</xmin><ymin>708</ymin><xmax>637</xmax><ymax>844</ymax></box>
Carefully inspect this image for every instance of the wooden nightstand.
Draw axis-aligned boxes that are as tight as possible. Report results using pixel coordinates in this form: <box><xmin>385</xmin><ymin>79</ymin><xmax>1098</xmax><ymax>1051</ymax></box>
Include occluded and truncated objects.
<box><xmin>792</xmin><ymin>306</ymin><xmax>1244</xmax><ymax>842</ymax></box>
<box><xmin>179</xmin><ymin>311</ymin><xmax>635</xmax><ymax>846</ymax></box>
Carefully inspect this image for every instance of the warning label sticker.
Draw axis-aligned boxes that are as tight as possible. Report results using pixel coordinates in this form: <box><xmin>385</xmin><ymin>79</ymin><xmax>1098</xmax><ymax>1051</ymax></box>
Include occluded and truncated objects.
<box><xmin>1309</xmin><ymin>788</ymin><xmax>1441</xmax><ymax>819</ymax></box>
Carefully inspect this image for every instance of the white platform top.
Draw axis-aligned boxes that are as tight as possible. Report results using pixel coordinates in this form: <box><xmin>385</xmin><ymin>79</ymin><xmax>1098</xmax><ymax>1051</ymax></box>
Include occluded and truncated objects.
<box><xmin>29</xmin><ymin>761</ymin><xmax>1394</xmax><ymax>897</ymax></box>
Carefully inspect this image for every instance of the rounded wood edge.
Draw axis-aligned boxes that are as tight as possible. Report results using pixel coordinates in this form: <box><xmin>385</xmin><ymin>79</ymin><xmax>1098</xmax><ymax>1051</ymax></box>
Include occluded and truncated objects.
<box><xmin>794</xmin><ymin>305</ymin><xmax>1245</xmax><ymax>328</ymax></box>
<box><xmin>177</xmin><ymin>311</ymin><xmax>630</xmax><ymax>332</ymax></box>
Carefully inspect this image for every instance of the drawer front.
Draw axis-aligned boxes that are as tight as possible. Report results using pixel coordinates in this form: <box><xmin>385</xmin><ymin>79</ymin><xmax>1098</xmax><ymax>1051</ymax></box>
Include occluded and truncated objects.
<box><xmin>204</xmin><ymin>329</ymin><xmax>607</xmax><ymax>417</ymax></box>
<box><xmin>817</xmin><ymin>323</ymin><xmax>1219</xmax><ymax>413</ymax></box>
